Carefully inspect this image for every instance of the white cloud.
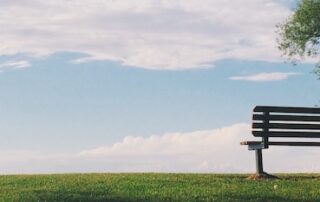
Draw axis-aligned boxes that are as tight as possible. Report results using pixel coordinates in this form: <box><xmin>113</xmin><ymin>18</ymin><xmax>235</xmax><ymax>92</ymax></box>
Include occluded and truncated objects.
<box><xmin>2</xmin><ymin>123</ymin><xmax>320</xmax><ymax>174</ymax></box>
<box><xmin>79</xmin><ymin>123</ymin><xmax>249</xmax><ymax>158</ymax></box>
<box><xmin>78</xmin><ymin>123</ymin><xmax>253</xmax><ymax>172</ymax></box>
<box><xmin>230</xmin><ymin>72</ymin><xmax>300</xmax><ymax>82</ymax></box>
<box><xmin>0</xmin><ymin>0</ymin><xmax>291</xmax><ymax>70</ymax></box>
<box><xmin>0</xmin><ymin>60</ymin><xmax>31</xmax><ymax>70</ymax></box>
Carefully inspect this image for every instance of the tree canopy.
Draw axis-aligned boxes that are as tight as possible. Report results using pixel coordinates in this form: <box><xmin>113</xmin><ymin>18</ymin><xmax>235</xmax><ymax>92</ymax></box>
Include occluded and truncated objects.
<box><xmin>277</xmin><ymin>0</ymin><xmax>320</xmax><ymax>73</ymax></box>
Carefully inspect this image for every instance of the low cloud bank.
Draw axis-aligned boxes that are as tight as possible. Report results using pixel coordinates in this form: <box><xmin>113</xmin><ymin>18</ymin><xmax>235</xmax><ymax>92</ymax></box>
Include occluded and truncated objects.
<box><xmin>1</xmin><ymin>123</ymin><xmax>320</xmax><ymax>174</ymax></box>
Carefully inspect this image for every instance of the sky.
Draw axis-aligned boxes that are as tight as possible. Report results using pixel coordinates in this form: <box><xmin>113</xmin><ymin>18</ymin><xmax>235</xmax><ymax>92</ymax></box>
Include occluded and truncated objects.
<box><xmin>1</xmin><ymin>0</ymin><xmax>320</xmax><ymax>174</ymax></box>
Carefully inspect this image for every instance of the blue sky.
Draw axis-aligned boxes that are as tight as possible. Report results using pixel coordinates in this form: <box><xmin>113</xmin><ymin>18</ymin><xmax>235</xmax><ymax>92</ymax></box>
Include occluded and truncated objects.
<box><xmin>0</xmin><ymin>0</ymin><xmax>320</xmax><ymax>173</ymax></box>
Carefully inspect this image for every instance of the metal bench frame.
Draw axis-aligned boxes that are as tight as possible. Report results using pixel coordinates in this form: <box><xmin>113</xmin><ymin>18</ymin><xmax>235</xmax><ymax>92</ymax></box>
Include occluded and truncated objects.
<box><xmin>241</xmin><ymin>106</ymin><xmax>320</xmax><ymax>176</ymax></box>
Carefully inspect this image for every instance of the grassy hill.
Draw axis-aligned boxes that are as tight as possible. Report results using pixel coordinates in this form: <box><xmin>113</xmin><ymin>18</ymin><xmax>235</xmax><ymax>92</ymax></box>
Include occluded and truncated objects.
<box><xmin>0</xmin><ymin>173</ymin><xmax>319</xmax><ymax>201</ymax></box>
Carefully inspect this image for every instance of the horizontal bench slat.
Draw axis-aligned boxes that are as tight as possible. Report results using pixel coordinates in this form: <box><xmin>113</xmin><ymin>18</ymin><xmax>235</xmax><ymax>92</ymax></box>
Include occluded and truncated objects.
<box><xmin>252</xmin><ymin>123</ymin><xmax>320</xmax><ymax>130</ymax></box>
<box><xmin>252</xmin><ymin>131</ymin><xmax>320</xmax><ymax>138</ymax></box>
<box><xmin>241</xmin><ymin>141</ymin><xmax>320</xmax><ymax>146</ymax></box>
<box><xmin>253</xmin><ymin>114</ymin><xmax>320</xmax><ymax>122</ymax></box>
<box><xmin>269</xmin><ymin>141</ymin><xmax>320</xmax><ymax>146</ymax></box>
<box><xmin>254</xmin><ymin>106</ymin><xmax>320</xmax><ymax>114</ymax></box>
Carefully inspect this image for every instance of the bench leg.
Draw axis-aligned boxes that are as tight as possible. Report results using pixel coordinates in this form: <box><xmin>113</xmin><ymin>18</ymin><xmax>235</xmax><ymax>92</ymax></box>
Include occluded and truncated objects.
<box><xmin>247</xmin><ymin>147</ymin><xmax>278</xmax><ymax>179</ymax></box>
<box><xmin>255</xmin><ymin>149</ymin><xmax>263</xmax><ymax>174</ymax></box>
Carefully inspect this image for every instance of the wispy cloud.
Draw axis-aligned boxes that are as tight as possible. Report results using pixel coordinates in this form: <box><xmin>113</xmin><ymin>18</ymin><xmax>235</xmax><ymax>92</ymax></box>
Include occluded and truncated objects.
<box><xmin>230</xmin><ymin>72</ymin><xmax>300</xmax><ymax>82</ymax></box>
<box><xmin>0</xmin><ymin>60</ymin><xmax>31</xmax><ymax>70</ymax></box>
<box><xmin>0</xmin><ymin>0</ymin><xmax>290</xmax><ymax>70</ymax></box>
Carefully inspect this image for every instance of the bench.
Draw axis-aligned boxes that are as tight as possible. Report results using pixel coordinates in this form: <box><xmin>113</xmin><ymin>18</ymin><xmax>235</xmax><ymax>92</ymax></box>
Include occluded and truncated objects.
<box><xmin>241</xmin><ymin>106</ymin><xmax>320</xmax><ymax>178</ymax></box>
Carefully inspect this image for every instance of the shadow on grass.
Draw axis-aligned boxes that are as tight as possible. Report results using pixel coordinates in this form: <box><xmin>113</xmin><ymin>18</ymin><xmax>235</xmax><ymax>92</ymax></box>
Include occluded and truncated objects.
<box><xmin>30</xmin><ymin>196</ymin><xmax>318</xmax><ymax>202</ymax></box>
<box><xmin>29</xmin><ymin>191</ymin><xmax>319</xmax><ymax>202</ymax></box>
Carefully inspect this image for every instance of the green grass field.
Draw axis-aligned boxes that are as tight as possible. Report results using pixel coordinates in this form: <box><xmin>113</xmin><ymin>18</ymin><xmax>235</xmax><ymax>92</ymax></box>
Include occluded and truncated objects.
<box><xmin>0</xmin><ymin>173</ymin><xmax>319</xmax><ymax>201</ymax></box>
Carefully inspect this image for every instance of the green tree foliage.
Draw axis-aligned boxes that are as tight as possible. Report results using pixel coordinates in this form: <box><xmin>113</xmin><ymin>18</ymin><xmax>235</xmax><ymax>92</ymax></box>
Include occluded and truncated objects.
<box><xmin>277</xmin><ymin>0</ymin><xmax>320</xmax><ymax>73</ymax></box>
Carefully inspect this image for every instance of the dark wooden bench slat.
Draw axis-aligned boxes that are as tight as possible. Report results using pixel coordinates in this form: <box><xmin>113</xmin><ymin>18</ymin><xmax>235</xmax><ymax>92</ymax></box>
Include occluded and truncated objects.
<box><xmin>241</xmin><ymin>141</ymin><xmax>320</xmax><ymax>146</ymax></box>
<box><xmin>252</xmin><ymin>123</ymin><xmax>320</xmax><ymax>130</ymax></box>
<box><xmin>253</xmin><ymin>114</ymin><xmax>320</xmax><ymax>122</ymax></box>
<box><xmin>269</xmin><ymin>141</ymin><xmax>320</xmax><ymax>146</ymax></box>
<box><xmin>254</xmin><ymin>106</ymin><xmax>320</xmax><ymax>114</ymax></box>
<box><xmin>252</xmin><ymin>131</ymin><xmax>320</xmax><ymax>138</ymax></box>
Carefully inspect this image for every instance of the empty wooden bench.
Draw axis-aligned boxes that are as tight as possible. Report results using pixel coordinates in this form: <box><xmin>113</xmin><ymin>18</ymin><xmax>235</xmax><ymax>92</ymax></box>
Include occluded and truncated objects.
<box><xmin>241</xmin><ymin>106</ymin><xmax>320</xmax><ymax>178</ymax></box>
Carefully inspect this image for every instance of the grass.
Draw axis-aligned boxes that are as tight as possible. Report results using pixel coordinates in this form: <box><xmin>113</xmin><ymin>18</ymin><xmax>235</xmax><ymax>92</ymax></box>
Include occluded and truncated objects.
<box><xmin>0</xmin><ymin>173</ymin><xmax>319</xmax><ymax>201</ymax></box>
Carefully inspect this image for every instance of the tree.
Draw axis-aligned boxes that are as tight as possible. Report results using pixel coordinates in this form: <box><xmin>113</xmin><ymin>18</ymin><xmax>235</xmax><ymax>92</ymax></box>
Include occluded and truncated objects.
<box><xmin>277</xmin><ymin>0</ymin><xmax>320</xmax><ymax>74</ymax></box>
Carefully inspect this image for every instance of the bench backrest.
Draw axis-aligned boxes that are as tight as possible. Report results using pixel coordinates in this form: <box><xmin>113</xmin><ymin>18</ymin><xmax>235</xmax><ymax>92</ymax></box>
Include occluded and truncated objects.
<box><xmin>252</xmin><ymin>106</ymin><xmax>320</xmax><ymax>138</ymax></box>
